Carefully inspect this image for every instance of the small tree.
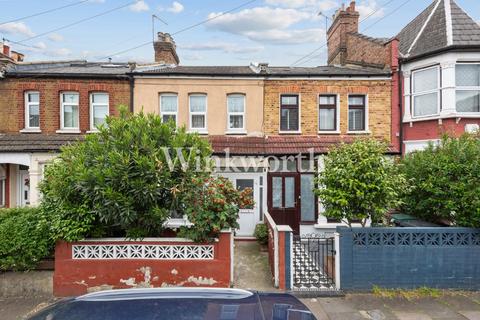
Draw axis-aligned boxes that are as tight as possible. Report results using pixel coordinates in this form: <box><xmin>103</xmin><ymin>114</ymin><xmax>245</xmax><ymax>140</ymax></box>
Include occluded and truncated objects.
<box><xmin>40</xmin><ymin>108</ymin><xmax>214</xmax><ymax>240</ymax></box>
<box><xmin>400</xmin><ymin>134</ymin><xmax>480</xmax><ymax>227</ymax></box>
<box><xmin>314</xmin><ymin>139</ymin><xmax>406</xmax><ymax>227</ymax></box>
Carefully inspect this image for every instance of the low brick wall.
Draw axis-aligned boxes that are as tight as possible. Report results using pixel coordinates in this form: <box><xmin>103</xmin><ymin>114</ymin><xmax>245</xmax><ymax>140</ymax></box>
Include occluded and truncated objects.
<box><xmin>0</xmin><ymin>271</ymin><xmax>53</xmax><ymax>298</ymax></box>
<box><xmin>53</xmin><ymin>231</ymin><xmax>233</xmax><ymax>297</ymax></box>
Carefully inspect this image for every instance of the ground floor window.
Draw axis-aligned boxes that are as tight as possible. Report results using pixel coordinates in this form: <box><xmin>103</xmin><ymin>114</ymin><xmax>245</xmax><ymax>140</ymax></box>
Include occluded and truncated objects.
<box><xmin>0</xmin><ymin>178</ymin><xmax>5</xmax><ymax>207</ymax></box>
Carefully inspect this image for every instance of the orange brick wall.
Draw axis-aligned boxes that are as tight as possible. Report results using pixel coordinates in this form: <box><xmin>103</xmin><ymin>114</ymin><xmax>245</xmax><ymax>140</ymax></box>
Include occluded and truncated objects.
<box><xmin>263</xmin><ymin>80</ymin><xmax>392</xmax><ymax>142</ymax></box>
<box><xmin>0</xmin><ymin>78</ymin><xmax>130</xmax><ymax>134</ymax></box>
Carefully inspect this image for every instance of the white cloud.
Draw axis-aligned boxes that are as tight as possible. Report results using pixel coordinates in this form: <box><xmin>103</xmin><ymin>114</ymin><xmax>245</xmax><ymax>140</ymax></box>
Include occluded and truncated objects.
<box><xmin>22</xmin><ymin>43</ymin><xmax>72</xmax><ymax>58</ymax></box>
<box><xmin>0</xmin><ymin>22</ymin><xmax>35</xmax><ymax>37</ymax></box>
<box><xmin>265</xmin><ymin>0</ymin><xmax>336</xmax><ymax>11</ymax></box>
<box><xmin>244</xmin><ymin>28</ymin><xmax>324</xmax><ymax>44</ymax></box>
<box><xmin>356</xmin><ymin>0</ymin><xmax>384</xmax><ymax>20</ymax></box>
<box><xmin>179</xmin><ymin>42</ymin><xmax>264</xmax><ymax>54</ymax></box>
<box><xmin>33</xmin><ymin>42</ymin><xmax>47</xmax><ymax>50</ymax></box>
<box><xmin>48</xmin><ymin>33</ymin><xmax>64</xmax><ymax>42</ymax></box>
<box><xmin>129</xmin><ymin>0</ymin><xmax>149</xmax><ymax>12</ymax></box>
<box><xmin>160</xmin><ymin>1</ymin><xmax>184</xmax><ymax>13</ymax></box>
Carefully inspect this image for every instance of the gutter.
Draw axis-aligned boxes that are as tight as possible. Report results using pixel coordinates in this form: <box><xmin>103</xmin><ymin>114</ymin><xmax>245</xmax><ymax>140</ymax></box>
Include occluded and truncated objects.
<box><xmin>400</xmin><ymin>45</ymin><xmax>480</xmax><ymax>63</ymax></box>
<box><xmin>5</xmin><ymin>73</ymin><xmax>130</xmax><ymax>80</ymax></box>
<box><xmin>398</xmin><ymin>69</ymin><xmax>404</xmax><ymax>156</ymax></box>
<box><xmin>129</xmin><ymin>75</ymin><xmax>134</xmax><ymax>113</ymax></box>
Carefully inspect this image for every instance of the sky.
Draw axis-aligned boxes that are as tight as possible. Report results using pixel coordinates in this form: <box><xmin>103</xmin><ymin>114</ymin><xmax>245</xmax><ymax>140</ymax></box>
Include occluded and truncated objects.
<box><xmin>1</xmin><ymin>0</ymin><xmax>479</xmax><ymax>67</ymax></box>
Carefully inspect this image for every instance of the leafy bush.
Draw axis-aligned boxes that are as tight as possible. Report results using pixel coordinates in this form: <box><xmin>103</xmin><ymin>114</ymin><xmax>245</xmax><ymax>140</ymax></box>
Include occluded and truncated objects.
<box><xmin>400</xmin><ymin>134</ymin><xmax>480</xmax><ymax>227</ymax></box>
<box><xmin>254</xmin><ymin>223</ymin><xmax>268</xmax><ymax>245</ymax></box>
<box><xmin>179</xmin><ymin>177</ymin><xmax>253</xmax><ymax>242</ymax></box>
<box><xmin>0</xmin><ymin>207</ymin><xmax>52</xmax><ymax>271</ymax></box>
<box><xmin>40</xmin><ymin>108</ymin><xmax>214</xmax><ymax>240</ymax></box>
<box><xmin>314</xmin><ymin>139</ymin><xmax>407</xmax><ymax>226</ymax></box>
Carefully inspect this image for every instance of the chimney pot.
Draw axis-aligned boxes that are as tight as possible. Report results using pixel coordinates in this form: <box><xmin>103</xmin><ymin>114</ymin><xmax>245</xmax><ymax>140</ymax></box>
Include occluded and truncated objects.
<box><xmin>2</xmin><ymin>43</ymin><xmax>10</xmax><ymax>57</ymax></box>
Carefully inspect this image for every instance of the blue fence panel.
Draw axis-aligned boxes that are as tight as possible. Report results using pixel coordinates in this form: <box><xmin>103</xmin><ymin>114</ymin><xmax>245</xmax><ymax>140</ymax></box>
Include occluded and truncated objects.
<box><xmin>338</xmin><ymin>227</ymin><xmax>480</xmax><ymax>290</ymax></box>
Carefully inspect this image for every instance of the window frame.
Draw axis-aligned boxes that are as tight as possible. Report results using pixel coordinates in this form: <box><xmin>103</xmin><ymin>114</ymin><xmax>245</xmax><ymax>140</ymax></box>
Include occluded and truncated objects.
<box><xmin>89</xmin><ymin>92</ymin><xmax>109</xmax><ymax>132</ymax></box>
<box><xmin>24</xmin><ymin>91</ymin><xmax>40</xmax><ymax>130</ymax></box>
<box><xmin>279</xmin><ymin>94</ymin><xmax>300</xmax><ymax>133</ymax></box>
<box><xmin>455</xmin><ymin>63</ymin><xmax>480</xmax><ymax>114</ymax></box>
<box><xmin>188</xmin><ymin>93</ymin><xmax>208</xmax><ymax>133</ymax></box>
<box><xmin>411</xmin><ymin>65</ymin><xmax>441</xmax><ymax>118</ymax></box>
<box><xmin>318</xmin><ymin>94</ymin><xmax>339</xmax><ymax>133</ymax></box>
<box><xmin>0</xmin><ymin>165</ymin><xmax>5</xmax><ymax>208</ymax></box>
<box><xmin>347</xmin><ymin>94</ymin><xmax>368</xmax><ymax>132</ymax></box>
<box><xmin>159</xmin><ymin>93</ymin><xmax>179</xmax><ymax>125</ymax></box>
<box><xmin>226</xmin><ymin>93</ymin><xmax>246</xmax><ymax>133</ymax></box>
<box><xmin>60</xmin><ymin>91</ymin><xmax>80</xmax><ymax>131</ymax></box>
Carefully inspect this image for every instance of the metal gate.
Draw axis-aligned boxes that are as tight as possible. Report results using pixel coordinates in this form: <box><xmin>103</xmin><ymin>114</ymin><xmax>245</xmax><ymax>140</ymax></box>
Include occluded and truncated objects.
<box><xmin>293</xmin><ymin>234</ymin><xmax>336</xmax><ymax>291</ymax></box>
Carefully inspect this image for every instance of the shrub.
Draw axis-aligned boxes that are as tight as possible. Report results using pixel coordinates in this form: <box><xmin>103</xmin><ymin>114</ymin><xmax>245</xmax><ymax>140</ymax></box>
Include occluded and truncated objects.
<box><xmin>314</xmin><ymin>139</ymin><xmax>407</xmax><ymax>226</ymax></box>
<box><xmin>254</xmin><ymin>223</ymin><xmax>268</xmax><ymax>245</ymax></box>
<box><xmin>400</xmin><ymin>134</ymin><xmax>480</xmax><ymax>227</ymax></box>
<box><xmin>0</xmin><ymin>207</ymin><xmax>52</xmax><ymax>271</ymax></box>
<box><xmin>40</xmin><ymin>108</ymin><xmax>213</xmax><ymax>240</ymax></box>
<box><xmin>178</xmin><ymin>177</ymin><xmax>253</xmax><ymax>242</ymax></box>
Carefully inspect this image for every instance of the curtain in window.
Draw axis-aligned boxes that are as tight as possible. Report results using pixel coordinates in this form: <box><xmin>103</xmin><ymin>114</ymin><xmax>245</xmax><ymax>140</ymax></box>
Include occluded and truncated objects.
<box><xmin>190</xmin><ymin>95</ymin><xmax>206</xmax><ymax>112</ymax></box>
<box><xmin>413</xmin><ymin>68</ymin><xmax>438</xmax><ymax>92</ymax></box>
<box><xmin>349</xmin><ymin>108</ymin><xmax>365</xmax><ymax>131</ymax></box>
<box><xmin>456</xmin><ymin>64</ymin><xmax>480</xmax><ymax>87</ymax></box>
<box><xmin>191</xmin><ymin>115</ymin><xmax>205</xmax><ymax>128</ymax></box>
<box><xmin>227</xmin><ymin>95</ymin><xmax>244</xmax><ymax>113</ymax></box>
<box><xmin>229</xmin><ymin>115</ymin><xmax>243</xmax><ymax>129</ymax></box>
<box><xmin>456</xmin><ymin>91</ymin><xmax>480</xmax><ymax>113</ymax></box>
<box><xmin>280</xmin><ymin>108</ymin><xmax>299</xmax><ymax>131</ymax></box>
<box><xmin>319</xmin><ymin>108</ymin><xmax>335</xmax><ymax>130</ymax></box>
<box><xmin>413</xmin><ymin>93</ymin><xmax>438</xmax><ymax>116</ymax></box>
<box><xmin>161</xmin><ymin>95</ymin><xmax>177</xmax><ymax>112</ymax></box>
<box><xmin>64</xmin><ymin>105</ymin><xmax>79</xmax><ymax>128</ymax></box>
<box><xmin>29</xmin><ymin>104</ymin><xmax>40</xmax><ymax>127</ymax></box>
<box><xmin>93</xmin><ymin>105</ymin><xmax>108</xmax><ymax>126</ymax></box>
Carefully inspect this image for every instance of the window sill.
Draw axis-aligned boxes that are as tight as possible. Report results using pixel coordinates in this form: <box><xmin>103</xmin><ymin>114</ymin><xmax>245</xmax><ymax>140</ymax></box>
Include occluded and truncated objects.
<box><xmin>56</xmin><ymin>129</ymin><xmax>81</xmax><ymax>134</ymax></box>
<box><xmin>347</xmin><ymin>130</ymin><xmax>371</xmax><ymax>135</ymax></box>
<box><xmin>20</xmin><ymin>128</ymin><xmax>41</xmax><ymax>133</ymax></box>
<box><xmin>225</xmin><ymin>130</ymin><xmax>247</xmax><ymax>135</ymax></box>
<box><xmin>404</xmin><ymin>112</ymin><xmax>480</xmax><ymax>123</ymax></box>
<box><xmin>279</xmin><ymin>131</ymin><xmax>302</xmax><ymax>135</ymax></box>
<box><xmin>318</xmin><ymin>130</ymin><xmax>340</xmax><ymax>135</ymax></box>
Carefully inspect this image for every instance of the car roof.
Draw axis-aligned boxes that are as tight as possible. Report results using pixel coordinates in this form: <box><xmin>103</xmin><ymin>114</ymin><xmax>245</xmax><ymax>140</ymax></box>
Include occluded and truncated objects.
<box><xmin>76</xmin><ymin>288</ymin><xmax>255</xmax><ymax>302</ymax></box>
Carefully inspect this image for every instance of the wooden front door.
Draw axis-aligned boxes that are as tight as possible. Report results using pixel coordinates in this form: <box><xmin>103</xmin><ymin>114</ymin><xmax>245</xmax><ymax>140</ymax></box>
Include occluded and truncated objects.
<box><xmin>268</xmin><ymin>173</ymin><xmax>300</xmax><ymax>234</ymax></box>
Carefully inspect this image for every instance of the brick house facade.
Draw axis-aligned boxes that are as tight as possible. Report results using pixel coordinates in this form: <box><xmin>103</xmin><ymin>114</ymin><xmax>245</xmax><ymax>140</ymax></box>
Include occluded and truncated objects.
<box><xmin>0</xmin><ymin>61</ymin><xmax>130</xmax><ymax>208</ymax></box>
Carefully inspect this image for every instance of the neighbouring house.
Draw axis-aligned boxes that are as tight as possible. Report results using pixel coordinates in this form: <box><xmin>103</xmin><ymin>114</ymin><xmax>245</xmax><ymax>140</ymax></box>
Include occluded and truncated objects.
<box><xmin>0</xmin><ymin>60</ymin><xmax>131</xmax><ymax>207</ymax></box>
<box><xmin>398</xmin><ymin>0</ymin><xmax>480</xmax><ymax>153</ymax></box>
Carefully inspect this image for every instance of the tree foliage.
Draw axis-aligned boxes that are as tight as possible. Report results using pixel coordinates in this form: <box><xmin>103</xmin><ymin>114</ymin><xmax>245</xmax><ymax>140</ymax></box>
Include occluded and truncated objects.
<box><xmin>400</xmin><ymin>134</ymin><xmax>480</xmax><ymax>227</ymax></box>
<box><xmin>314</xmin><ymin>139</ymin><xmax>406</xmax><ymax>226</ymax></box>
<box><xmin>40</xmin><ymin>108</ymin><xmax>226</xmax><ymax>240</ymax></box>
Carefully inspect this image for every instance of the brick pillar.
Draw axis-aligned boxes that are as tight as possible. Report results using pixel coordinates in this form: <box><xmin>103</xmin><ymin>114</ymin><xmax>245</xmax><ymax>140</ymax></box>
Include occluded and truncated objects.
<box><xmin>277</xmin><ymin>226</ymin><xmax>293</xmax><ymax>290</ymax></box>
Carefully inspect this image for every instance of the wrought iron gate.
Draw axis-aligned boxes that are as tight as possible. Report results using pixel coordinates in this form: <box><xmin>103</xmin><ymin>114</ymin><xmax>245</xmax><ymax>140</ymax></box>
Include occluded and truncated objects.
<box><xmin>293</xmin><ymin>234</ymin><xmax>336</xmax><ymax>291</ymax></box>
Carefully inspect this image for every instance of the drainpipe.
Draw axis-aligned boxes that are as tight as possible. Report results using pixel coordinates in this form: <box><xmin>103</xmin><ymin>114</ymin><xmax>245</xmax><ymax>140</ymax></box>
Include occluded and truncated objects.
<box><xmin>398</xmin><ymin>68</ymin><xmax>404</xmax><ymax>156</ymax></box>
<box><xmin>129</xmin><ymin>76</ymin><xmax>135</xmax><ymax>113</ymax></box>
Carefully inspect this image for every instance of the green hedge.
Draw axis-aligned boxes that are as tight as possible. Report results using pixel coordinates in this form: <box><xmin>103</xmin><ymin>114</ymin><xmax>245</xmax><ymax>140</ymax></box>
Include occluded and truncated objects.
<box><xmin>0</xmin><ymin>207</ymin><xmax>53</xmax><ymax>271</ymax></box>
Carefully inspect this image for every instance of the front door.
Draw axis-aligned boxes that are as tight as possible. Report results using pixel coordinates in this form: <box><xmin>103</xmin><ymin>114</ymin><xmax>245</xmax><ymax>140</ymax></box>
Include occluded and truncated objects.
<box><xmin>19</xmin><ymin>170</ymin><xmax>30</xmax><ymax>206</ymax></box>
<box><xmin>268</xmin><ymin>173</ymin><xmax>300</xmax><ymax>234</ymax></box>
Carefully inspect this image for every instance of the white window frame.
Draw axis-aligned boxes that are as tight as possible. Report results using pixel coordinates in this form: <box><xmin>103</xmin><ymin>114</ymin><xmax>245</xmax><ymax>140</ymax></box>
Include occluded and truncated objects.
<box><xmin>0</xmin><ymin>166</ymin><xmax>5</xmax><ymax>208</ymax></box>
<box><xmin>23</xmin><ymin>91</ymin><xmax>40</xmax><ymax>132</ymax></box>
<box><xmin>189</xmin><ymin>93</ymin><xmax>208</xmax><ymax>134</ymax></box>
<box><xmin>455</xmin><ymin>63</ymin><xmax>480</xmax><ymax>115</ymax></box>
<box><xmin>411</xmin><ymin>65</ymin><xmax>441</xmax><ymax>118</ymax></box>
<box><xmin>89</xmin><ymin>92</ymin><xmax>109</xmax><ymax>132</ymax></box>
<box><xmin>226</xmin><ymin>93</ymin><xmax>246</xmax><ymax>134</ymax></box>
<box><xmin>59</xmin><ymin>92</ymin><xmax>80</xmax><ymax>132</ymax></box>
<box><xmin>318</xmin><ymin>94</ymin><xmax>340</xmax><ymax>134</ymax></box>
<box><xmin>279</xmin><ymin>93</ymin><xmax>301</xmax><ymax>134</ymax></box>
<box><xmin>160</xmin><ymin>93</ymin><xmax>178</xmax><ymax>125</ymax></box>
<box><xmin>347</xmin><ymin>94</ymin><xmax>369</xmax><ymax>134</ymax></box>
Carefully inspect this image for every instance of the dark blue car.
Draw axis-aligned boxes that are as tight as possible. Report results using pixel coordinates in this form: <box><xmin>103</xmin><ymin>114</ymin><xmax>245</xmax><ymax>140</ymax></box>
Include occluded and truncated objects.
<box><xmin>27</xmin><ymin>288</ymin><xmax>316</xmax><ymax>320</ymax></box>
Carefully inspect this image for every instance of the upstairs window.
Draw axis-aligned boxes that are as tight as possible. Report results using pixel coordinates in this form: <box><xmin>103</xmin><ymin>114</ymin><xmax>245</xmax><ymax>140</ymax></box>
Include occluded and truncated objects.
<box><xmin>348</xmin><ymin>95</ymin><xmax>366</xmax><ymax>131</ymax></box>
<box><xmin>90</xmin><ymin>93</ymin><xmax>109</xmax><ymax>130</ymax></box>
<box><xmin>160</xmin><ymin>93</ymin><xmax>178</xmax><ymax>124</ymax></box>
<box><xmin>227</xmin><ymin>94</ymin><xmax>245</xmax><ymax>131</ymax></box>
<box><xmin>61</xmin><ymin>92</ymin><xmax>79</xmax><ymax>130</ymax></box>
<box><xmin>319</xmin><ymin>95</ymin><xmax>337</xmax><ymax>131</ymax></box>
<box><xmin>189</xmin><ymin>94</ymin><xmax>207</xmax><ymax>132</ymax></box>
<box><xmin>280</xmin><ymin>95</ymin><xmax>299</xmax><ymax>132</ymax></box>
<box><xmin>25</xmin><ymin>91</ymin><xmax>40</xmax><ymax>129</ymax></box>
<box><xmin>456</xmin><ymin>64</ymin><xmax>480</xmax><ymax>113</ymax></box>
<box><xmin>412</xmin><ymin>66</ymin><xmax>439</xmax><ymax>117</ymax></box>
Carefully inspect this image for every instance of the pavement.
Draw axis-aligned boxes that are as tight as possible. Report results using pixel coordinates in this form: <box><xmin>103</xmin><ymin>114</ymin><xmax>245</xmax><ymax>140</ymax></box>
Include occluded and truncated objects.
<box><xmin>301</xmin><ymin>292</ymin><xmax>480</xmax><ymax>320</ymax></box>
<box><xmin>0</xmin><ymin>296</ymin><xmax>52</xmax><ymax>320</ymax></box>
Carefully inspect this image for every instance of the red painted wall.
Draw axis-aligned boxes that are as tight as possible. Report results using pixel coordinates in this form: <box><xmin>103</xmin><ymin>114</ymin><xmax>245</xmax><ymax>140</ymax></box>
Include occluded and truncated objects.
<box><xmin>390</xmin><ymin>39</ymin><xmax>401</xmax><ymax>154</ymax></box>
<box><xmin>403</xmin><ymin>118</ymin><xmax>480</xmax><ymax>142</ymax></box>
<box><xmin>53</xmin><ymin>232</ymin><xmax>232</xmax><ymax>297</ymax></box>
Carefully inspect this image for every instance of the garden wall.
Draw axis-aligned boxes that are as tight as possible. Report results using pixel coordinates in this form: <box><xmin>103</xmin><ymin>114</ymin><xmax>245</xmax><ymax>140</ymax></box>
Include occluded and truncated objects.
<box><xmin>338</xmin><ymin>227</ymin><xmax>480</xmax><ymax>290</ymax></box>
<box><xmin>53</xmin><ymin>230</ymin><xmax>233</xmax><ymax>296</ymax></box>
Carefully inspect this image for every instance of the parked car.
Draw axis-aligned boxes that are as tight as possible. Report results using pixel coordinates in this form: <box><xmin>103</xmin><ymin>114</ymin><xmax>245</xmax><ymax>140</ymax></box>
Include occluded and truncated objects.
<box><xmin>27</xmin><ymin>288</ymin><xmax>316</xmax><ymax>320</ymax></box>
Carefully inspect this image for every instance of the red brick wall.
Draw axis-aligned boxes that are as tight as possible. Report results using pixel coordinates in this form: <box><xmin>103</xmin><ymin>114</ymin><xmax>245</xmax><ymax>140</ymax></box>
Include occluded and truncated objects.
<box><xmin>403</xmin><ymin>118</ymin><xmax>480</xmax><ymax>142</ymax></box>
<box><xmin>0</xmin><ymin>78</ymin><xmax>130</xmax><ymax>134</ymax></box>
<box><xmin>53</xmin><ymin>232</ymin><xmax>233</xmax><ymax>297</ymax></box>
<box><xmin>345</xmin><ymin>34</ymin><xmax>394</xmax><ymax>69</ymax></box>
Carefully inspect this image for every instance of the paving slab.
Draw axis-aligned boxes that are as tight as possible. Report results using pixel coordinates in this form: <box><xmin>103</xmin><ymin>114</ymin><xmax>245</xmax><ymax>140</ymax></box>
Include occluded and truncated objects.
<box><xmin>0</xmin><ymin>297</ymin><xmax>51</xmax><ymax>320</ymax></box>
<box><xmin>459</xmin><ymin>311</ymin><xmax>480</xmax><ymax>320</ymax></box>
<box><xmin>393</xmin><ymin>311</ymin><xmax>432</xmax><ymax>320</ymax></box>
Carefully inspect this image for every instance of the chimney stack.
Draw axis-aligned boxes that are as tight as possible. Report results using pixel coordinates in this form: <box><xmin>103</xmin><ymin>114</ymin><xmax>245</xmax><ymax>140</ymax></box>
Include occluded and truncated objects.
<box><xmin>327</xmin><ymin>1</ymin><xmax>359</xmax><ymax>65</ymax></box>
<box><xmin>153</xmin><ymin>32</ymin><xmax>180</xmax><ymax>65</ymax></box>
<box><xmin>2</xmin><ymin>42</ymin><xmax>10</xmax><ymax>57</ymax></box>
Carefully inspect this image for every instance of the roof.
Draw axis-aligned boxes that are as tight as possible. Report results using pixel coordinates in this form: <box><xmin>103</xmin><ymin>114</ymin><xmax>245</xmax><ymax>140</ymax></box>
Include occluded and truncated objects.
<box><xmin>348</xmin><ymin>32</ymin><xmax>391</xmax><ymax>45</ymax></box>
<box><xmin>5</xmin><ymin>60</ymin><xmax>131</xmax><ymax>78</ymax></box>
<box><xmin>0</xmin><ymin>134</ymin><xmax>83</xmax><ymax>152</ymax></box>
<box><xmin>397</xmin><ymin>0</ymin><xmax>480</xmax><ymax>60</ymax></box>
<box><xmin>132</xmin><ymin>64</ymin><xmax>390</xmax><ymax>77</ymax></box>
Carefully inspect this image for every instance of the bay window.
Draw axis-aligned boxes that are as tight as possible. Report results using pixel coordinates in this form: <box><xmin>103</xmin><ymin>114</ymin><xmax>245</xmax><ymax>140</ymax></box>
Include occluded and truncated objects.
<box><xmin>160</xmin><ymin>93</ymin><xmax>178</xmax><ymax>124</ymax></box>
<box><xmin>412</xmin><ymin>66</ymin><xmax>440</xmax><ymax>117</ymax></box>
<box><xmin>90</xmin><ymin>93</ymin><xmax>109</xmax><ymax>130</ymax></box>
<box><xmin>456</xmin><ymin>64</ymin><xmax>480</xmax><ymax>113</ymax></box>
<box><xmin>227</xmin><ymin>94</ymin><xmax>245</xmax><ymax>132</ymax></box>
<box><xmin>280</xmin><ymin>95</ymin><xmax>299</xmax><ymax>132</ymax></box>
<box><xmin>25</xmin><ymin>91</ymin><xmax>40</xmax><ymax>129</ymax></box>
<box><xmin>348</xmin><ymin>95</ymin><xmax>366</xmax><ymax>131</ymax></box>
<box><xmin>61</xmin><ymin>92</ymin><xmax>79</xmax><ymax>130</ymax></box>
<box><xmin>318</xmin><ymin>95</ymin><xmax>337</xmax><ymax>131</ymax></box>
<box><xmin>189</xmin><ymin>94</ymin><xmax>207</xmax><ymax>132</ymax></box>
